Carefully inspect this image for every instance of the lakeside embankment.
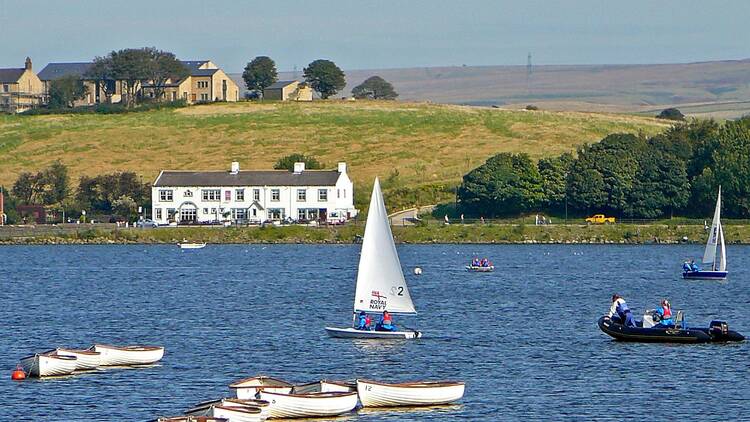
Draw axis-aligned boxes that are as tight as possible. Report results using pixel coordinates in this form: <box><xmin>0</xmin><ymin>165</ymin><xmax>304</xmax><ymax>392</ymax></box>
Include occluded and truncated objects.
<box><xmin>2</xmin><ymin>223</ymin><xmax>749</xmax><ymax>245</ymax></box>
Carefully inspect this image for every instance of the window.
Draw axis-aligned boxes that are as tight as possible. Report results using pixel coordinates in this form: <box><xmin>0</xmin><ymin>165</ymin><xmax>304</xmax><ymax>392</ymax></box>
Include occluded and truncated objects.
<box><xmin>197</xmin><ymin>80</ymin><xmax>209</xmax><ymax>88</ymax></box>
<box><xmin>225</xmin><ymin>190</ymin><xmax>231</xmax><ymax>201</ymax></box>
<box><xmin>211</xmin><ymin>208</ymin><xmax>217</xmax><ymax>214</ymax></box>
<box><xmin>269</xmin><ymin>208</ymin><xmax>284</xmax><ymax>220</ymax></box>
<box><xmin>298</xmin><ymin>209</ymin><xmax>306</xmax><ymax>220</ymax></box>
<box><xmin>271</xmin><ymin>189</ymin><xmax>280</xmax><ymax>201</ymax></box>
<box><xmin>184</xmin><ymin>190</ymin><xmax>193</xmax><ymax>197</ymax></box>
<box><xmin>180</xmin><ymin>208</ymin><xmax>197</xmax><ymax>222</ymax></box>
<box><xmin>236</xmin><ymin>189</ymin><xmax>245</xmax><ymax>201</ymax></box>
<box><xmin>159</xmin><ymin>190</ymin><xmax>173</xmax><ymax>202</ymax></box>
<box><xmin>318</xmin><ymin>189</ymin><xmax>328</xmax><ymax>202</ymax></box>
<box><xmin>252</xmin><ymin>208</ymin><xmax>257</xmax><ymax>217</ymax></box>
<box><xmin>156</xmin><ymin>208</ymin><xmax>162</xmax><ymax>220</ymax></box>
<box><xmin>2</xmin><ymin>84</ymin><xmax>8</xmax><ymax>93</ymax></box>
<box><xmin>200</xmin><ymin>93</ymin><xmax>209</xmax><ymax>101</ymax></box>
<box><xmin>253</xmin><ymin>189</ymin><xmax>260</xmax><ymax>201</ymax></box>
<box><xmin>337</xmin><ymin>189</ymin><xmax>341</xmax><ymax>199</ymax></box>
<box><xmin>202</xmin><ymin>189</ymin><xmax>221</xmax><ymax>201</ymax></box>
<box><xmin>203</xmin><ymin>208</ymin><xmax>209</xmax><ymax>214</ymax></box>
<box><xmin>297</xmin><ymin>189</ymin><xmax>306</xmax><ymax>202</ymax></box>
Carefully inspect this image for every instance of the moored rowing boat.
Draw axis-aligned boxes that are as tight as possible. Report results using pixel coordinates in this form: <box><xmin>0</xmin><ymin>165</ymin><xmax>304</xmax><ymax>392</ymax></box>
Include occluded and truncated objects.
<box><xmin>91</xmin><ymin>344</ymin><xmax>164</xmax><ymax>366</ymax></box>
<box><xmin>229</xmin><ymin>375</ymin><xmax>294</xmax><ymax>400</ymax></box>
<box><xmin>191</xmin><ymin>398</ymin><xmax>270</xmax><ymax>419</ymax></box>
<box><xmin>292</xmin><ymin>379</ymin><xmax>356</xmax><ymax>394</ymax></box>
<box><xmin>19</xmin><ymin>350</ymin><xmax>77</xmax><ymax>377</ymax></box>
<box><xmin>258</xmin><ymin>390</ymin><xmax>359</xmax><ymax>419</ymax></box>
<box><xmin>357</xmin><ymin>379</ymin><xmax>466</xmax><ymax>407</ymax></box>
<box><xmin>185</xmin><ymin>404</ymin><xmax>262</xmax><ymax>422</ymax></box>
<box><xmin>55</xmin><ymin>348</ymin><xmax>101</xmax><ymax>371</ymax></box>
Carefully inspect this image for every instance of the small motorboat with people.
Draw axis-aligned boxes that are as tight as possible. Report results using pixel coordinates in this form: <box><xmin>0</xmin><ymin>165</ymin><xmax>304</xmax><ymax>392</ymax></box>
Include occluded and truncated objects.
<box><xmin>178</xmin><ymin>242</ymin><xmax>207</xmax><ymax>250</ymax></box>
<box><xmin>683</xmin><ymin>187</ymin><xmax>728</xmax><ymax>280</ymax></box>
<box><xmin>90</xmin><ymin>344</ymin><xmax>165</xmax><ymax>366</ymax></box>
<box><xmin>356</xmin><ymin>379</ymin><xmax>466</xmax><ymax>407</ymax></box>
<box><xmin>466</xmin><ymin>257</ymin><xmax>494</xmax><ymax>272</ymax></box>
<box><xmin>54</xmin><ymin>347</ymin><xmax>101</xmax><ymax>371</ymax></box>
<box><xmin>325</xmin><ymin>178</ymin><xmax>422</xmax><ymax>340</ymax></box>
<box><xmin>258</xmin><ymin>390</ymin><xmax>359</xmax><ymax>419</ymax></box>
<box><xmin>19</xmin><ymin>350</ymin><xmax>78</xmax><ymax>378</ymax></box>
<box><xmin>229</xmin><ymin>375</ymin><xmax>294</xmax><ymax>400</ymax></box>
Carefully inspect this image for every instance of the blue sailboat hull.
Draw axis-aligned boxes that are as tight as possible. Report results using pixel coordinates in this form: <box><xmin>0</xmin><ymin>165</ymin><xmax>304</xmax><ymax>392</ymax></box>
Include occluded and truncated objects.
<box><xmin>682</xmin><ymin>270</ymin><xmax>727</xmax><ymax>280</ymax></box>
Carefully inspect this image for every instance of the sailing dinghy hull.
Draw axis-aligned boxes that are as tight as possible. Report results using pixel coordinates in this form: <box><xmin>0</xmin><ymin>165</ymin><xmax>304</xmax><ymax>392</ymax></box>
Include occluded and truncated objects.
<box><xmin>683</xmin><ymin>270</ymin><xmax>728</xmax><ymax>280</ymax></box>
<box><xmin>325</xmin><ymin>327</ymin><xmax>422</xmax><ymax>339</ymax></box>
<box><xmin>356</xmin><ymin>379</ymin><xmax>465</xmax><ymax>407</ymax></box>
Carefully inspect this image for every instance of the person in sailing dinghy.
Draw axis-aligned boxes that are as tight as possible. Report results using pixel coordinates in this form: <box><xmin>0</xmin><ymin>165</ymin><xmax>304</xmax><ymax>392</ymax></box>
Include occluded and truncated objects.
<box><xmin>356</xmin><ymin>311</ymin><xmax>372</xmax><ymax>330</ymax></box>
<box><xmin>375</xmin><ymin>310</ymin><xmax>397</xmax><ymax>332</ymax></box>
<box><xmin>654</xmin><ymin>299</ymin><xmax>674</xmax><ymax>327</ymax></box>
<box><xmin>609</xmin><ymin>294</ymin><xmax>636</xmax><ymax>327</ymax></box>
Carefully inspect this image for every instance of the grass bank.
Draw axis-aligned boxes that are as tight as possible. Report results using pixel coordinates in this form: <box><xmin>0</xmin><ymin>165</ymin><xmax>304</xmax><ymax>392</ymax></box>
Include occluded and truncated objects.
<box><xmin>3</xmin><ymin>223</ymin><xmax>750</xmax><ymax>245</ymax></box>
<box><xmin>0</xmin><ymin>101</ymin><xmax>671</xmax><ymax>209</ymax></box>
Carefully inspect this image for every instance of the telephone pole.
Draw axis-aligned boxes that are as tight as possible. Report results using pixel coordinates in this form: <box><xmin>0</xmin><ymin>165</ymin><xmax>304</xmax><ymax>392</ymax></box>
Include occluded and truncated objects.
<box><xmin>526</xmin><ymin>52</ymin><xmax>532</xmax><ymax>97</ymax></box>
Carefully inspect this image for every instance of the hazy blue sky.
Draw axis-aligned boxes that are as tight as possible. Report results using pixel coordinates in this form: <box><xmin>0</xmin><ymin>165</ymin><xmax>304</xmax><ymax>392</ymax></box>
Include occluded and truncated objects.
<box><xmin>1</xmin><ymin>0</ymin><xmax>748</xmax><ymax>72</ymax></box>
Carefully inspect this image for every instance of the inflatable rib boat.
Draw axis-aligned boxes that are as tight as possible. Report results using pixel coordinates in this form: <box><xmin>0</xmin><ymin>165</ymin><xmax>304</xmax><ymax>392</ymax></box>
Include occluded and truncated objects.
<box><xmin>598</xmin><ymin>316</ymin><xmax>744</xmax><ymax>343</ymax></box>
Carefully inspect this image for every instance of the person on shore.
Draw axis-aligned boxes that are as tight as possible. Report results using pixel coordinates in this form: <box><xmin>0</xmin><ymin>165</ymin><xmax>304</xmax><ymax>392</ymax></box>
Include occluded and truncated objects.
<box><xmin>376</xmin><ymin>310</ymin><xmax>396</xmax><ymax>331</ymax></box>
<box><xmin>609</xmin><ymin>294</ymin><xmax>636</xmax><ymax>327</ymax></box>
<box><xmin>655</xmin><ymin>299</ymin><xmax>674</xmax><ymax>327</ymax></box>
<box><xmin>356</xmin><ymin>311</ymin><xmax>371</xmax><ymax>330</ymax></box>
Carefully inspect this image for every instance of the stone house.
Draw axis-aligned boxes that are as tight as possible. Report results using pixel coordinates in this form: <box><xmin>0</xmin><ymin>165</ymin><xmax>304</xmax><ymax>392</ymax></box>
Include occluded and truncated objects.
<box><xmin>0</xmin><ymin>57</ymin><xmax>45</xmax><ymax>113</ymax></box>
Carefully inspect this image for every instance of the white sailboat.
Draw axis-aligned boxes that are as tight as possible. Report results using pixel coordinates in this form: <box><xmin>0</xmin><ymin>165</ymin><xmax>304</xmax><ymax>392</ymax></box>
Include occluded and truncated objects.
<box><xmin>683</xmin><ymin>187</ymin><xmax>727</xmax><ymax>280</ymax></box>
<box><xmin>325</xmin><ymin>178</ymin><xmax>422</xmax><ymax>339</ymax></box>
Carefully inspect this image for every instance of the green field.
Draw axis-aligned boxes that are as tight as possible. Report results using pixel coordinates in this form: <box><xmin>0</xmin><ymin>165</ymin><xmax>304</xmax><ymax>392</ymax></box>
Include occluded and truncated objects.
<box><xmin>0</xmin><ymin>101</ymin><xmax>671</xmax><ymax>209</ymax></box>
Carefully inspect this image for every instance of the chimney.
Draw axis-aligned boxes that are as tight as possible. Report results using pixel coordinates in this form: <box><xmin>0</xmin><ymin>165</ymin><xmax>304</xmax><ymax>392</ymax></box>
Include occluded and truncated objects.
<box><xmin>337</xmin><ymin>162</ymin><xmax>347</xmax><ymax>173</ymax></box>
<box><xmin>293</xmin><ymin>162</ymin><xmax>305</xmax><ymax>174</ymax></box>
<box><xmin>25</xmin><ymin>57</ymin><xmax>32</xmax><ymax>70</ymax></box>
<box><xmin>230</xmin><ymin>161</ymin><xmax>240</xmax><ymax>174</ymax></box>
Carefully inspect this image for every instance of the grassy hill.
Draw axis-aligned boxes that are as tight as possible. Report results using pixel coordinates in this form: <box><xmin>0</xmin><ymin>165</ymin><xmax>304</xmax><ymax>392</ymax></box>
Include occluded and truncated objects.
<box><xmin>0</xmin><ymin>101</ymin><xmax>671</xmax><ymax>208</ymax></box>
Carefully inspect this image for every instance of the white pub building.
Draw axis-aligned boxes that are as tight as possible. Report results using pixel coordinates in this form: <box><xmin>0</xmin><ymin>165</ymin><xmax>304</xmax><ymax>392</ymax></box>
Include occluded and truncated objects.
<box><xmin>151</xmin><ymin>161</ymin><xmax>357</xmax><ymax>225</ymax></box>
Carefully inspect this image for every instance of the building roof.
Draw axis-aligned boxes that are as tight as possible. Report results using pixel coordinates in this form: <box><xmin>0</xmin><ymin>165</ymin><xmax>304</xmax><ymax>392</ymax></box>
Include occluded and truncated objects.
<box><xmin>37</xmin><ymin>62</ymin><xmax>94</xmax><ymax>81</ymax></box>
<box><xmin>181</xmin><ymin>60</ymin><xmax>210</xmax><ymax>71</ymax></box>
<box><xmin>191</xmin><ymin>68</ymin><xmax>219</xmax><ymax>77</ymax></box>
<box><xmin>0</xmin><ymin>68</ymin><xmax>26</xmax><ymax>83</ymax></box>
<box><xmin>154</xmin><ymin>170</ymin><xmax>341</xmax><ymax>187</ymax></box>
<box><xmin>266</xmin><ymin>80</ymin><xmax>299</xmax><ymax>90</ymax></box>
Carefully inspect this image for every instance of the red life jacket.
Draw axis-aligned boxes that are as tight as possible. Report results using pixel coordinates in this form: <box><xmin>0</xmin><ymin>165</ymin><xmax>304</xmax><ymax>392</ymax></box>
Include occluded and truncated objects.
<box><xmin>383</xmin><ymin>313</ymin><xmax>392</xmax><ymax>325</ymax></box>
<box><xmin>662</xmin><ymin>306</ymin><xmax>672</xmax><ymax>318</ymax></box>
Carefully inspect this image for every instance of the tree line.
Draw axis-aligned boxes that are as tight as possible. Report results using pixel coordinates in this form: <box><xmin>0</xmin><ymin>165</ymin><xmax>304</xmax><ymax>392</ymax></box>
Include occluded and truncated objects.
<box><xmin>2</xmin><ymin>162</ymin><xmax>150</xmax><ymax>224</ymax></box>
<box><xmin>242</xmin><ymin>56</ymin><xmax>397</xmax><ymax>100</ymax></box>
<box><xmin>458</xmin><ymin>117</ymin><xmax>750</xmax><ymax>219</ymax></box>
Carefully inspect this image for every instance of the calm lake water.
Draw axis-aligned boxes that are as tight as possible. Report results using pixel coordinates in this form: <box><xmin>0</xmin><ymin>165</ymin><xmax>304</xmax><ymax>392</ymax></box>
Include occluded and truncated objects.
<box><xmin>2</xmin><ymin>244</ymin><xmax>749</xmax><ymax>421</ymax></box>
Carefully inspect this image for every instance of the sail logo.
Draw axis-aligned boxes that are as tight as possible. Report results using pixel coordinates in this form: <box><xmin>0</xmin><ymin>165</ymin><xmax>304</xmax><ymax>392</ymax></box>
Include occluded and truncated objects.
<box><xmin>370</xmin><ymin>290</ymin><xmax>387</xmax><ymax>310</ymax></box>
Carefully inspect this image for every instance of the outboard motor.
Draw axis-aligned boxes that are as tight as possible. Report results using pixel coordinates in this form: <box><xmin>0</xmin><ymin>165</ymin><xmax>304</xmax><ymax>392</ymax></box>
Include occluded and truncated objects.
<box><xmin>709</xmin><ymin>320</ymin><xmax>729</xmax><ymax>338</ymax></box>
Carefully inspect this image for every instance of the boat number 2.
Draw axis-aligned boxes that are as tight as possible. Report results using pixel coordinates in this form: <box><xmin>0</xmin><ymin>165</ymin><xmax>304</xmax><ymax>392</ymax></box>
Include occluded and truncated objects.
<box><xmin>391</xmin><ymin>286</ymin><xmax>404</xmax><ymax>296</ymax></box>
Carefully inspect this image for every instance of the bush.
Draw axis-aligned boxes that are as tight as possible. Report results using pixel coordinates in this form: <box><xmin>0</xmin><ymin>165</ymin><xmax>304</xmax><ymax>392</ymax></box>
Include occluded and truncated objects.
<box><xmin>22</xmin><ymin>99</ymin><xmax>187</xmax><ymax>116</ymax></box>
<box><xmin>525</xmin><ymin>105</ymin><xmax>539</xmax><ymax>111</ymax></box>
<box><xmin>656</xmin><ymin>108</ymin><xmax>685</xmax><ymax>121</ymax></box>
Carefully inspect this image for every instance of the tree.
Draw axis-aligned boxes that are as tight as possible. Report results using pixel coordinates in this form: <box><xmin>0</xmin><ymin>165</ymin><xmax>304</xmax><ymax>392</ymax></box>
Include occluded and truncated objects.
<box><xmin>274</xmin><ymin>154</ymin><xmax>324</xmax><ymax>171</ymax></box>
<box><xmin>12</xmin><ymin>172</ymin><xmax>42</xmax><ymax>205</ymax></box>
<box><xmin>242</xmin><ymin>56</ymin><xmax>278</xmax><ymax>95</ymax></box>
<box><xmin>657</xmin><ymin>108</ymin><xmax>685</xmax><ymax>121</ymax></box>
<box><xmin>75</xmin><ymin>172</ymin><xmax>150</xmax><ymax>216</ymax></box>
<box><xmin>108</xmin><ymin>48</ymin><xmax>153</xmax><ymax>107</ymax></box>
<box><xmin>458</xmin><ymin>153</ymin><xmax>544</xmax><ymax>217</ymax></box>
<box><xmin>351</xmin><ymin>76</ymin><xmax>398</xmax><ymax>100</ymax></box>
<box><xmin>145</xmin><ymin>48</ymin><xmax>188</xmax><ymax>101</ymax></box>
<box><xmin>10</xmin><ymin>162</ymin><xmax>69</xmax><ymax>206</ymax></box>
<box><xmin>538</xmin><ymin>153</ymin><xmax>573</xmax><ymax>213</ymax></box>
<box><xmin>303</xmin><ymin>59</ymin><xmax>346</xmax><ymax>99</ymax></box>
<box><xmin>86</xmin><ymin>56</ymin><xmax>116</xmax><ymax>103</ymax></box>
<box><xmin>48</xmin><ymin>75</ymin><xmax>88</xmax><ymax>108</ymax></box>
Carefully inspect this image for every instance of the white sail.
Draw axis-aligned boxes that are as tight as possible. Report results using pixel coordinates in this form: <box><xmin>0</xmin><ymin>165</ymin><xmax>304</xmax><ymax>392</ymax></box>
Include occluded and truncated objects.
<box><xmin>702</xmin><ymin>187</ymin><xmax>721</xmax><ymax>267</ymax></box>
<box><xmin>353</xmin><ymin>178</ymin><xmax>416</xmax><ymax>314</ymax></box>
<box><xmin>718</xmin><ymin>221</ymin><xmax>727</xmax><ymax>272</ymax></box>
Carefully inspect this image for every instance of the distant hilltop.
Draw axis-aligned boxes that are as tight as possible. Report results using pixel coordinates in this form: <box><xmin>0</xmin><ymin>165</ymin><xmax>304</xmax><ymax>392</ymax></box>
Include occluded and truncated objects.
<box><xmin>231</xmin><ymin>58</ymin><xmax>750</xmax><ymax>119</ymax></box>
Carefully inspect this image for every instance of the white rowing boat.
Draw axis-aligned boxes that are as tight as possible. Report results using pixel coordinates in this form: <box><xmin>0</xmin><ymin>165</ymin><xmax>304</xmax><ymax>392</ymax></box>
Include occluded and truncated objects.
<box><xmin>91</xmin><ymin>344</ymin><xmax>164</xmax><ymax>366</ymax></box>
<box><xmin>155</xmin><ymin>417</ymin><xmax>228</xmax><ymax>422</ymax></box>
<box><xmin>178</xmin><ymin>243</ymin><xmax>206</xmax><ymax>249</ymax></box>
<box><xmin>192</xmin><ymin>398</ymin><xmax>270</xmax><ymax>420</ymax></box>
<box><xmin>19</xmin><ymin>350</ymin><xmax>77</xmax><ymax>377</ymax></box>
<box><xmin>229</xmin><ymin>375</ymin><xmax>294</xmax><ymax>400</ymax></box>
<box><xmin>292</xmin><ymin>379</ymin><xmax>356</xmax><ymax>394</ymax></box>
<box><xmin>465</xmin><ymin>265</ymin><xmax>494</xmax><ymax>272</ymax></box>
<box><xmin>357</xmin><ymin>379</ymin><xmax>465</xmax><ymax>407</ymax></box>
<box><xmin>325</xmin><ymin>178</ymin><xmax>422</xmax><ymax>340</ymax></box>
<box><xmin>259</xmin><ymin>390</ymin><xmax>359</xmax><ymax>419</ymax></box>
<box><xmin>55</xmin><ymin>348</ymin><xmax>101</xmax><ymax>371</ymax></box>
<box><xmin>185</xmin><ymin>404</ymin><xmax>263</xmax><ymax>422</ymax></box>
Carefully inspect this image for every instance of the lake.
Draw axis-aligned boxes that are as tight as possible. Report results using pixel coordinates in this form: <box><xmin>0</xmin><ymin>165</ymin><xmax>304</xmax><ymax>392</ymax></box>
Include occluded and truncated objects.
<box><xmin>2</xmin><ymin>244</ymin><xmax>748</xmax><ymax>421</ymax></box>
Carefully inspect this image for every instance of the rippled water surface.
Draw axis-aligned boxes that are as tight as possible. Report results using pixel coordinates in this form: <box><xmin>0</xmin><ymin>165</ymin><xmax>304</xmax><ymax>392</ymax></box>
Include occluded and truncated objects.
<box><xmin>2</xmin><ymin>244</ymin><xmax>749</xmax><ymax>421</ymax></box>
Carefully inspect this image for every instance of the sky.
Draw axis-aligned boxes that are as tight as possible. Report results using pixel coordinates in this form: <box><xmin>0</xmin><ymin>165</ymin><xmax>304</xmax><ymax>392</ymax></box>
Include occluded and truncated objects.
<box><xmin>1</xmin><ymin>0</ymin><xmax>749</xmax><ymax>72</ymax></box>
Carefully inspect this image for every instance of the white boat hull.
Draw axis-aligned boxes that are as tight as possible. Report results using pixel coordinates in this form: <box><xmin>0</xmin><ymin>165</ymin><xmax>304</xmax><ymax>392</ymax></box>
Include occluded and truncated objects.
<box><xmin>466</xmin><ymin>265</ymin><xmax>494</xmax><ymax>272</ymax></box>
<box><xmin>325</xmin><ymin>326</ymin><xmax>421</xmax><ymax>339</ymax></box>
<box><xmin>259</xmin><ymin>391</ymin><xmax>358</xmax><ymax>419</ymax></box>
<box><xmin>191</xmin><ymin>398</ymin><xmax>270</xmax><ymax>420</ymax></box>
<box><xmin>187</xmin><ymin>404</ymin><xmax>263</xmax><ymax>422</ymax></box>
<box><xmin>19</xmin><ymin>353</ymin><xmax>77</xmax><ymax>377</ymax></box>
<box><xmin>55</xmin><ymin>348</ymin><xmax>101</xmax><ymax>371</ymax></box>
<box><xmin>293</xmin><ymin>380</ymin><xmax>356</xmax><ymax>394</ymax></box>
<box><xmin>92</xmin><ymin>344</ymin><xmax>164</xmax><ymax>366</ymax></box>
<box><xmin>230</xmin><ymin>376</ymin><xmax>294</xmax><ymax>400</ymax></box>
<box><xmin>357</xmin><ymin>379</ymin><xmax>465</xmax><ymax>407</ymax></box>
<box><xmin>178</xmin><ymin>243</ymin><xmax>206</xmax><ymax>249</ymax></box>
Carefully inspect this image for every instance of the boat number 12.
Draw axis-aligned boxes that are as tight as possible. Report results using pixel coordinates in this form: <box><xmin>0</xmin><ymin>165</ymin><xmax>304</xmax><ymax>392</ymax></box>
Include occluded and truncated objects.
<box><xmin>365</xmin><ymin>385</ymin><xmax>372</xmax><ymax>391</ymax></box>
<box><xmin>391</xmin><ymin>286</ymin><xmax>404</xmax><ymax>296</ymax></box>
